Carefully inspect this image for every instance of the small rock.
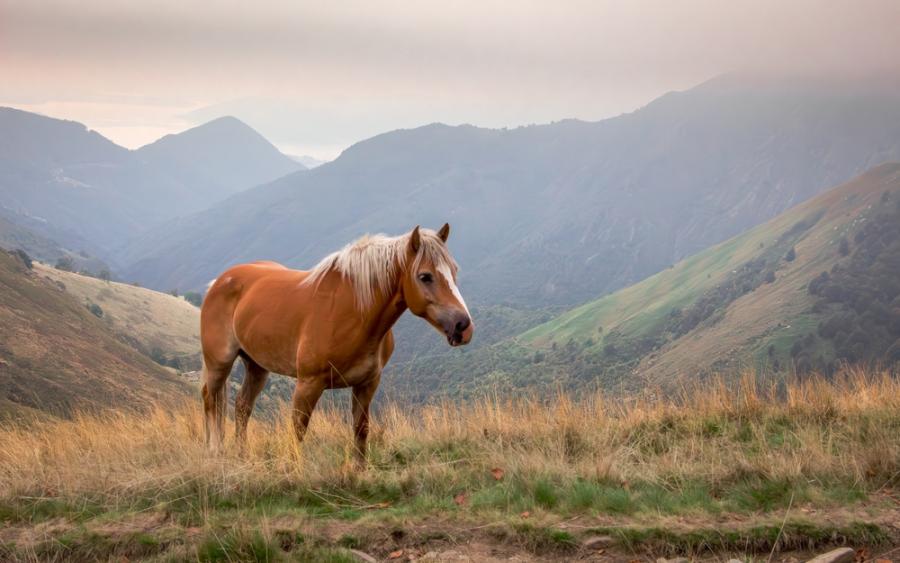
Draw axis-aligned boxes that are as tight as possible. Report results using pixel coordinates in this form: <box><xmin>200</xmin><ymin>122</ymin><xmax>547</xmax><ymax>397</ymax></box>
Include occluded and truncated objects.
<box><xmin>805</xmin><ymin>547</ymin><xmax>856</xmax><ymax>563</ymax></box>
<box><xmin>348</xmin><ymin>550</ymin><xmax>378</xmax><ymax>563</ymax></box>
<box><xmin>726</xmin><ymin>559</ymin><xmax>744</xmax><ymax>563</ymax></box>
<box><xmin>656</xmin><ymin>558</ymin><xmax>689</xmax><ymax>563</ymax></box>
<box><xmin>418</xmin><ymin>551</ymin><xmax>469</xmax><ymax>561</ymax></box>
<box><xmin>582</xmin><ymin>535</ymin><xmax>615</xmax><ymax>549</ymax></box>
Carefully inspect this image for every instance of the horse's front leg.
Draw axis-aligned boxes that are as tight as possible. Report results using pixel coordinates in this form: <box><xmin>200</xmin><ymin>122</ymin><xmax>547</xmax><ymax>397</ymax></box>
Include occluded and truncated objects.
<box><xmin>291</xmin><ymin>376</ymin><xmax>326</xmax><ymax>445</ymax></box>
<box><xmin>351</xmin><ymin>373</ymin><xmax>380</xmax><ymax>466</ymax></box>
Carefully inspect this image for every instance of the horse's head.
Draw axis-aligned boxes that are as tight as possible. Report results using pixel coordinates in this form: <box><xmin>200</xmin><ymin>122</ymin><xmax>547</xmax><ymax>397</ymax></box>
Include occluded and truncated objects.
<box><xmin>402</xmin><ymin>224</ymin><xmax>474</xmax><ymax>347</ymax></box>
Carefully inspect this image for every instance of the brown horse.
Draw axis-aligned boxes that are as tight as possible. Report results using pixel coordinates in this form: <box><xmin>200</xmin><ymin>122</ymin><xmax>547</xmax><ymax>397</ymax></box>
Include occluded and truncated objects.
<box><xmin>200</xmin><ymin>224</ymin><xmax>473</xmax><ymax>461</ymax></box>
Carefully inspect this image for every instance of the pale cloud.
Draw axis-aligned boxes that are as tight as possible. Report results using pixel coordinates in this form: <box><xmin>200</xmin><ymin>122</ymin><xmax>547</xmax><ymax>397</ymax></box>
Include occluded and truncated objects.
<box><xmin>2</xmin><ymin>0</ymin><xmax>898</xmax><ymax>156</ymax></box>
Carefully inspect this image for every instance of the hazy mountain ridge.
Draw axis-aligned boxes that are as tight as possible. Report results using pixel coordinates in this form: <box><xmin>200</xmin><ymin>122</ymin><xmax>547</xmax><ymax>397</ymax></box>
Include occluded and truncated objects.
<box><xmin>135</xmin><ymin>116</ymin><xmax>303</xmax><ymax>205</ymax></box>
<box><xmin>0</xmin><ymin>108</ymin><xmax>301</xmax><ymax>262</ymax></box>
<box><xmin>0</xmin><ymin>210</ymin><xmax>108</xmax><ymax>273</ymax></box>
<box><xmin>117</xmin><ymin>75</ymin><xmax>900</xmax><ymax>307</ymax></box>
<box><xmin>289</xmin><ymin>154</ymin><xmax>327</xmax><ymax>168</ymax></box>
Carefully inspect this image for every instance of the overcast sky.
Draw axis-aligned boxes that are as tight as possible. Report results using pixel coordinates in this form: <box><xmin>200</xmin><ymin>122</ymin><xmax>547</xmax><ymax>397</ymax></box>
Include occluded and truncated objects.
<box><xmin>2</xmin><ymin>0</ymin><xmax>899</xmax><ymax>159</ymax></box>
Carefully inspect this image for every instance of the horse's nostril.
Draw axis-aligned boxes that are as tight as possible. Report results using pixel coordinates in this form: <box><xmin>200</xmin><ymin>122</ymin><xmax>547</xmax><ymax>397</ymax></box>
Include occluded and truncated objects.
<box><xmin>455</xmin><ymin>317</ymin><xmax>470</xmax><ymax>333</ymax></box>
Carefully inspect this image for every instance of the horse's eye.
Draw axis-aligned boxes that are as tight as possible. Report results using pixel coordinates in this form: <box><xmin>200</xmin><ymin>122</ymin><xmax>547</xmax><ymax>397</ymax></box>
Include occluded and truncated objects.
<box><xmin>418</xmin><ymin>272</ymin><xmax>433</xmax><ymax>284</ymax></box>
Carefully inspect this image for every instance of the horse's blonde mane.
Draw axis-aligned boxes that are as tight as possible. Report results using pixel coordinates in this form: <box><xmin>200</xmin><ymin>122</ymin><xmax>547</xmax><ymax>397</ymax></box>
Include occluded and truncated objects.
<box><xmin>304</xmin><ymin>229</ymin><xmax>456</xmax><ymax>309</ymax></box>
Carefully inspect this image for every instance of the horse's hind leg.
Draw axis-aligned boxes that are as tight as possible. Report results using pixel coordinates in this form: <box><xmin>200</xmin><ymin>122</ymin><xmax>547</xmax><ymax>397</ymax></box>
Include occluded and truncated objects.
<box><xmin>202</xmin><ymin>358</ymin><xmax>234</xmax><ymax>452</ymax></box>
<box><xmin>235</xmin><ymin>356</ymin><xmax>269</xmax><ymax>450</ymax></box>
<box><xmin>351</xmin><ymin>374</ymin><xmax>380</xmax><ymax>466</ymax></box>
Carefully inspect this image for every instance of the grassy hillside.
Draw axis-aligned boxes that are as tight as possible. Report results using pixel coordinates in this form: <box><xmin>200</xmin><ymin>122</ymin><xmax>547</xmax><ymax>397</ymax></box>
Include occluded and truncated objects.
<box><xmin>35</xmin><ymin>263</ymin><xmax>202</xmax><ymax>370</ymax></box>
<box><xmin>0</xmin><ymin>370</ymin><xmax>897</xmax><ymax>561</ymax></box>
<box><xmin>386</xmin><ymin>164</ymin><xmax>900</xmax><ymax>401</ymax></box>
<box><xmin>25</xmin><ymin>261</ymin><xmax>300</xmax><ymax>419</ymax></box>
<box><xmin>0</xmin><ymin>251</ymin><xmax>192</xmax><ymax>419</ymax></box>
<box><xmin>518</xmin><ymin>162</ymin><xmax>900</xmax><ymax>387</ymax></box>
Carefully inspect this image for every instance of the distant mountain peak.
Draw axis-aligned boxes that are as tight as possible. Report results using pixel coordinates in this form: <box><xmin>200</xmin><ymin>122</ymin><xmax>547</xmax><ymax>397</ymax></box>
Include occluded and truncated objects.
<box><xmin>0</xmin><ymin>106</ymin><xmax>305</xmax><ymax>254</ymax></box>
<box><xmin>138</xmin><ymin>115</ymin><xmax>270</xmax><ymax>151</ymax></box>
<box><xmin>186</xmin><ymin>115</ymin><xmax>256</xmax><ymax>134</ymax></box>
<box><xmin>133</xmin><ymin>114</ymin><xmax>302</xmax><ymax>200</ymax></box>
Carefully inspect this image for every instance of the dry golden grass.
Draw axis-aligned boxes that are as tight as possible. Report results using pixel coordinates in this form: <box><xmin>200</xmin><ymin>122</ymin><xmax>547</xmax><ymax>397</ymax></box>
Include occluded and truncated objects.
<box><xmin>34</xmin><ymin>262</ymin><xmax>200</xmax><ymax>360</ymax></box>
<box><xmin>1</xmin><ymin>367</ymin><xmax>897</xmax><ymax>510</ymax></box>
<box><xmin>0</xmin><ymin>367</ymin><xmax>898</xmax><ymax>561</ymax></box>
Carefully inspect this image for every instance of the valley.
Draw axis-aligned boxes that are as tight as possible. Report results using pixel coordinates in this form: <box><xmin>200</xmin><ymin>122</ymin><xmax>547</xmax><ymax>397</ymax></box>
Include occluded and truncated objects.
<box><xmin>0</xmin><ymin>72</ymin><xmax>898</xmax><ymax>563</ymax></box>
<box><xmin>387</xmin><ymin>164</ymin><xmax>900</xmax><ymax>400</ymax></box>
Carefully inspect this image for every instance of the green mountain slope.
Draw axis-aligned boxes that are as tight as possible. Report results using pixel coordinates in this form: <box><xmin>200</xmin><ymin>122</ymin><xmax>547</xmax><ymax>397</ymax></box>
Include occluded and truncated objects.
<box><xmin>521</xmin><ymin>162</ymin><xmax>900</xmax><ymax>385</ymax></box>
<box><xmin>387</xmin><ymin>163</ymin><xmax>900</xmax><ymax>400</ymax></box>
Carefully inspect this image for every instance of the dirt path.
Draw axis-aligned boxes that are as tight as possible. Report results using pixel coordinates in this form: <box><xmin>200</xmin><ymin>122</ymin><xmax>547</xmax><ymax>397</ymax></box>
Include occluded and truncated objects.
<box><xmin>4</xmin><ymin>503</ymin><xmax>899</xmax><ymax>562</ymax></box>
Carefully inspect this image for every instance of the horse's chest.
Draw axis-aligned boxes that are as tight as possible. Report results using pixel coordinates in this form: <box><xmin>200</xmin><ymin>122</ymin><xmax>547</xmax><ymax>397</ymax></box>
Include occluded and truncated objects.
<box><xmin>314</xmin><ymin>355</ymin><xmax>377</xmax><ymax>388</ymax></box>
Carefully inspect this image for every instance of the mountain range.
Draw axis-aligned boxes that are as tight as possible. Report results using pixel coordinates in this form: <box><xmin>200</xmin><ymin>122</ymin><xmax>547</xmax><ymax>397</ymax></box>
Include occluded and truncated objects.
<box><xmin>0</xmin><ymin>108</ymin><xmax>302</xmax><ymax>263</ymax></box>
<box><xmin>116</xmin><ymin>74</ymin><xmax>900</xmax><ymax>309</ymax></box>
<box><xmin>2</xmin><ymin>73</ymin><xmax>899</xmax><ymax>412</ymax></box>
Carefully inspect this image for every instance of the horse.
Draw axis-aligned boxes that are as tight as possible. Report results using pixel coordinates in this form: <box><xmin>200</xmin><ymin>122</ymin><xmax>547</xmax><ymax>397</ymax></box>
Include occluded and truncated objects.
<box><xmin>199</xmin><ymin>224</ymin><xmax>473</xmax><ymax>462</ymax></box>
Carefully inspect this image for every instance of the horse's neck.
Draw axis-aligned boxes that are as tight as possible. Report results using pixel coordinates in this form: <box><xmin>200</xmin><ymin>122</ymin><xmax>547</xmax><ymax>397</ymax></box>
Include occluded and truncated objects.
<box><xmin>365</xmin><ymin>290</ymin><xmax>407</xmax><ymax>340</ymax></box>
<box><xmin>355</xmin><ymin>268</ymin><xmax>407</xmax><ymax>343</ymax></box>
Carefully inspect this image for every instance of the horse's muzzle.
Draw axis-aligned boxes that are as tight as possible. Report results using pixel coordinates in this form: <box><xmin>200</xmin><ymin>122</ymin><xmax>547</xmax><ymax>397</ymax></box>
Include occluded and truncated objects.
<box><xmin>445</xmin><ymin>313</ymin><xmax>473</xmax><ymax>347</ymax></box>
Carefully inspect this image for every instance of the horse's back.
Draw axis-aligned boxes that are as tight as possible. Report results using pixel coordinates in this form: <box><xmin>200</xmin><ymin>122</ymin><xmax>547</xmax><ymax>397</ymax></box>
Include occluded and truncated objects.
<box><xmin>201</xmin><ymin>261</ymin><xmax>312</xmax><ymax>373</ymax></box>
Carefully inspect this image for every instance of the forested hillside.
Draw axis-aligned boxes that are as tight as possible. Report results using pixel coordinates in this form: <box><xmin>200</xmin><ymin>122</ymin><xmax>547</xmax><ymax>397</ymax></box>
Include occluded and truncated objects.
<box><xmin>385</xmin><ymin>164</ymin><xmax>900</xmax><ymax>401</ymax></box>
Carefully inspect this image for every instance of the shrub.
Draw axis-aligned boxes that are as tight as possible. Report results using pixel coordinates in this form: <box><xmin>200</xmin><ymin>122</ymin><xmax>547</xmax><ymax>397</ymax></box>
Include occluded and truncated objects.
<box><xmin>12</xmin><ymin>249</ymin><xmax>32</xmax><ymax>269</ymax></box>
<box><xmin>55</xmin><ymin>256</ymin><xmax>75</xmax><ymax>272</ymax></box>
<box><xmin>784</xmin><ymin>246</ymin><xmax>796</xmax><ymax>262</ymax></box>
<box><xmin>838</xmin><ymin>237</ymin><xmax>850</xmax><ymax>257</ymax></box>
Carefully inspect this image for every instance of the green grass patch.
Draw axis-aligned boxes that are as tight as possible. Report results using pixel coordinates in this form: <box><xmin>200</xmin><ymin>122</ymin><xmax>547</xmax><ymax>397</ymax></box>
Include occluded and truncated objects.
<box><xmin>196</xmin><ymin>528</ymin><xmax>279</xmax><ymax>562</ymax></box>
<box><xmin>532</xmin><ymin>479</ymin><xmax>560</xmax><ymax>509</ymax></box>
<box><xmin>0</xmin><ymin>496</ymin><xmax>106</xmax><ymax>524</ymax></box>
<box><xmin>591</xmin><ymin>520</ymin><xmax>890</xmax><ymax>556</ymax></box>
<box><xmin>497</xmin><ymin>522</ymin><xmax>578</xmax><ymax>554</ymax></box>
<box><xmin>726</xmin><ymin>479</ymin><xmax>802</xmax><ymax>512</ymax></box>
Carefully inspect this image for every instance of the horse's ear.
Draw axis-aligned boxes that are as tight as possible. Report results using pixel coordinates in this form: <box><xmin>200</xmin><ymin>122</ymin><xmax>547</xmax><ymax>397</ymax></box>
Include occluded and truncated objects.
<box><xmin>437</xmin><ymin>223</ymin><xmax>450</xmax><ymax>243</ymax></box>
<box><xmin>409</xmin><ymin>225</ymin><xmax>421</xmax><ymax>252</ymax></box>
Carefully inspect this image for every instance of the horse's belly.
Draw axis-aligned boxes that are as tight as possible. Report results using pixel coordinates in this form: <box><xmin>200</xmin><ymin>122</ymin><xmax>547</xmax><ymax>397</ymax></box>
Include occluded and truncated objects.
<box><xmin>243</xmin><ymin>344</ymin><xmax>297</xmax><ymax>376</ymax></box>
<box><xmin>233</xmin><ymin>310</ymin><xmax>300</xmax><ymax>376</ymax></box>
